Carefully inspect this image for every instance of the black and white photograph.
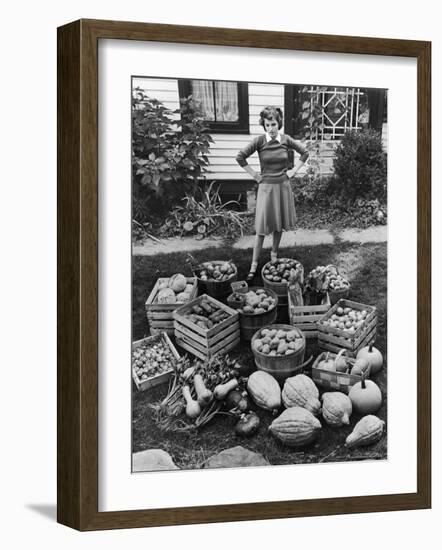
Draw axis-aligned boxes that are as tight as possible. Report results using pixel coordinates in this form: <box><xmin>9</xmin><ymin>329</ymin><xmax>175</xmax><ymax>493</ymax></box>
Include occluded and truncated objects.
<box><xmin>131</xmin><ymin>76</ymin><xmax>388</xmax><ymax>472</ymax></box>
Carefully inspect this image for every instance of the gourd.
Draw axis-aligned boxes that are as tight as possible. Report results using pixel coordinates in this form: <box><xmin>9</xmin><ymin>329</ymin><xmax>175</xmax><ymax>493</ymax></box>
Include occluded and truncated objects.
<box><xmin>317</xmin><ymin>352</ymin><xmax>335</xmax><ymax>372</ymax></box>
<box><xmin>157</xmin><ymin>288</ymin><xmax>176</xmax><ymax>304</ymax></box>
<box><xmin>345</xmin><ymin>415</ymin><xmax>385</xmax><ymax>448</ymax></box>
<box><xmin>182</xmin><ymin>385</ymin><xmax>201</xmax><ymax>419</ymax></box>
<box><xmin>193</xmin><ymin>374</ymin><xmax>213</xmax><ymax>406</ymax></box>
<box><xmin>348</xmin><ymin>373</ymin><xmax>382</xmax><ymax>414</ymax></box>
<box><xmin>350</xmin><ymin>357</ymin><xmax>370</xmax><ymax>376</ymax></box>
<box><xmin>356</xmin><ymin>344</ymin><xmax>384</xmax><ymax>375</ymax></box>
<box><xmin>334</xmin><ymin>349</ymin><xmax>348</xmax><ymax>373</ymax></box>
<box><xmin>235</xmin><ymin>412</ymin><xmax>260</xmax><ymax>437</ymax></box>
<box><xmin>269</xmin><ymin>407</ymin><xmax>321</xmax><ymax>447</ymax></box>
<box><xmin>247</xmin><ymin>371</ymin><xmax>281</xmax><ymax>413</ymax></box>
<box><xmin>321</xmin><ymin>392</ymin><xmax>353</xmax><ymax>427</ymax></box>
<box><xmin>282</xmin><ymin>374</ymin><xmax>321</xmax><ymax>416</ymax></box>
<box><xmin>213</xmin><ymin>378</ymin><xmax>238</xmax><ymax>400</ymax></box>
<box><xmin>168</xmin><ymin>273</ymin><xmax>187</xmax><ymax>293</ymax></box>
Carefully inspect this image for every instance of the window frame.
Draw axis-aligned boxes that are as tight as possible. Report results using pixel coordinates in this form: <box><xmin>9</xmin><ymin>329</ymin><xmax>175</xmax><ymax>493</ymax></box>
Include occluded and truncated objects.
<box><xmin>178</xmin><ymin>79</ymin><xmax>250</xmax><ymax>134</ymax></box>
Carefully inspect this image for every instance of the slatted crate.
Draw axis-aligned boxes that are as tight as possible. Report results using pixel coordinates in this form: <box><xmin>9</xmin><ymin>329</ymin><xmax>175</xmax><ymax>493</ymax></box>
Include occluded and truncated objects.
<box><xmin>311</xmin><ymin>352</ymin><xmax>365</xmax><ymax>393</ymax></box>
<box><xmin>173</xmin><ymin>294</ymin><xmax>240</xmax><ymax>360</ymax></box>
<box><xmin>145</xmin><ymin>277</ymin><xmax>198</xmax><ymax>336</ymax></box>
<box><xmin>288</xmin><ymin>291</ymin><xmax>331</xmax><ymax>339</ymax></box>
<box><xmin>317</xmin><ymin>299</ymin><xmax>377</xmax><ymax>357</ymax></box>
<box><xmin>132</xmin><ymin>332</ymin><xmax>180</xmax><ymax>391</ymax></box>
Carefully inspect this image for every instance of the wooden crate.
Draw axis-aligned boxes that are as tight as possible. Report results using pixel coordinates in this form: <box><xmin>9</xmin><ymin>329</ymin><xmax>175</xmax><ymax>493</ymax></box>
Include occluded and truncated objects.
<box><xmin>317</xmin><ymin>299</ymin><xmax>377</xmax><ymax>357</ymax></box>
<box><xmin>288</xmin><ymin>291</ymin><xmax>331</xmax><ymax>339</ymax></box>
<box><xmin>145</xmin><ymin>277</ymin><xmax>198</xmax><ymax>336</ymax></box>
<box><xmin>311</xmin><ymin>351</ymin><xmax>367</xmax><ymax>393</ymax></box>
<box><xmin>132</xmin><ymin>332</ymin><xmax>180</xmax><ymax>391</ymax></box>
<box><xmin>173</xmin><ymin>294</ymin><xmax>240</xmax><ymax>360</ymax></box>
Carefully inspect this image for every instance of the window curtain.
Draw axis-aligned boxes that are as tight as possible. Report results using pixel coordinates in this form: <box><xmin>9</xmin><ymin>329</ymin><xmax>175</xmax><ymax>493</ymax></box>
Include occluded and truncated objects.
<box><xmin>191</xmin><ymin>80</ymin><xmax>239</xmax><ymax>122</ymax></box>
<box><xmin>215</xmin><ymin>81</ymin><xmax>239</xmax><ymax>121</ymax></box>
<box><xmin>191</xmin><ymin>80</ymin><xmax>215</xmax><ymax>120</ymax></box>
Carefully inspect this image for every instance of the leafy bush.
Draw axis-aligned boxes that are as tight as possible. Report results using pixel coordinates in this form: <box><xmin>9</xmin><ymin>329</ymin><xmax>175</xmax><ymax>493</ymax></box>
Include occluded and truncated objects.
<box><xmin>160</xmin><ymin>181</ymin><xmax>246</xmax><ymax>241</ymax></box>
<box><xmin>132</xmin><ymin>90</ymin><xmax>213</xmax><ymax>221</ymax></box>
<box><xmin>332</xmin><ymin>129</ymin><xmax>387</xmax><ymax>202</ymax></box>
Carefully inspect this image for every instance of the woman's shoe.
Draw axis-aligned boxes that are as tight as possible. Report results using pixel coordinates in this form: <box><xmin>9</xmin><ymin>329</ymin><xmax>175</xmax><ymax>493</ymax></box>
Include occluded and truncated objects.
<box><xmin>246</xmin><ymin>261</ymin><xmax>258</xmax><ymax>282</ymax></box>
<box><xmin>246</xmin><ymin>271</ymin><xmax>256</xmax><ymax>282</ymax></box>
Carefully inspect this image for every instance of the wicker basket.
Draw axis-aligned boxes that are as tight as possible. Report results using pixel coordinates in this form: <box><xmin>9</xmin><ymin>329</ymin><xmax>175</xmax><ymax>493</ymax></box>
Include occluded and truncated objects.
<box><xmin>251</xmin><ymin>323</ymin><xmax>306</xmax><ymax>382</ymax></box>
<box><xmin>311</xmin><ymin>350</ymin><xmax>370</xmax><ymax>393</ymax></box>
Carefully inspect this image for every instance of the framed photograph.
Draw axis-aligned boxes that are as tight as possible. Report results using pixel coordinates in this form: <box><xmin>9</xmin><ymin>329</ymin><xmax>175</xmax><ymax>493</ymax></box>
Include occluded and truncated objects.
<box><xmin>57</xmin><ymin>19</ymin><xmax>431</xmax><ymax>530</ymax></box>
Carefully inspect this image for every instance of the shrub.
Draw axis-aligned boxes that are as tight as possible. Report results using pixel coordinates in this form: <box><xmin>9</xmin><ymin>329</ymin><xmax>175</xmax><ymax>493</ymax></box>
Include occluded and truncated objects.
<box><xmin>160</xmin><ymin>181</ymin><xmax>246</xmax><ymax>241</ymax></box>
<box><xmin>332</xmin><ymin>129</ymin><xmax>387</xmax><ymax>202</ymax></box>
<box><xmin>132</xmin><ymin>90</ymin><xmax>214</xmax><ymax>221</ymax></box>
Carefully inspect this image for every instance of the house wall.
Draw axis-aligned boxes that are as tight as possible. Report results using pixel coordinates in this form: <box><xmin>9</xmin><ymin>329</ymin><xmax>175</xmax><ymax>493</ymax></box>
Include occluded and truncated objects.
<box><xmin>132</xmin><ymin>77</ymin><xmax>388</xmax><ymax>181</ymax></box>
<box><xmin>133</xmin><ymin>78</ymin><xmax>292</xmax><ymax>181</ymax></box>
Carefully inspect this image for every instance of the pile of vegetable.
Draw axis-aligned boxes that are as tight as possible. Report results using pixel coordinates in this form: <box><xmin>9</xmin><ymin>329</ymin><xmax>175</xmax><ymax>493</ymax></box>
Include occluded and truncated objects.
<box><xmin>236</xmin><ymin>288</ymin><xmax>277</xmax><ymax>315</ymax></box>
<box><xmin>191</xmin><ymin>259</ymin><xmax>237</xmax><ymax>282</ymax></box>
<box><xmin>316</xmin><ymin>350</ymin><xmax>372</xmax><ymax>376</ymax></box>
<box><xmin>132</xmin><ymin>338</ymin><xmax>175</xmax><ymax>382</ymax></box>
<box><xmin>253</xmin><ymin>327</ymin><xmax>304</xmax><ymax>356</ymax></box>
<box><xmin>182</xmin><ymin>297</ymin><xmax>231</xmax><ymax>330</ymax></box>
<box><xmin>304</xmin><ymin>265</ymin><xmax>350</xmax><ymax>304</ymax></box>
<box><xmin>149</xmin><ymin>354</ymin><xmax>258</xmax><ymax>434</ymax></box>
<box><xmin>156</xmin><ymin>273</ymin><xmax>194</xmax><ymax>304</ymax></box>
<box><xmin>320</xmin><ymin>305</ymin><xmax>369</xmax><ymax>335</ymax></box>
<box><xmin>262</xmin><ymin>258</ymin><xmax>301</xmax><ymax>283</ymax></box>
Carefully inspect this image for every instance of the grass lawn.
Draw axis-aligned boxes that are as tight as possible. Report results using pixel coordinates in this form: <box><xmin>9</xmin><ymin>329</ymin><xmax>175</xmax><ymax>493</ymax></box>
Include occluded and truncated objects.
<box><xmin>132</xmin><ymin>241</ymin><xmax>387</xmax><ymax>468</ymax></box>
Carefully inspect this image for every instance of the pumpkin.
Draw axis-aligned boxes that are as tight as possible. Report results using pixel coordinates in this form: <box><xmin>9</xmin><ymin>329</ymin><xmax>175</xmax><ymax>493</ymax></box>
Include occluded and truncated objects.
<box><xmin>345</xmin><ymin>415</ymin><xmax>385</xmax><ymax>448</ymax></box>
<box><xmin>269</xmin><ymin>407</ymin><xmax>321</xmax><ymax>447</ymax></box>
<box><xmin>168</xmin><ymin>273</ymin><xmax>187</xmax><ymax>293</ymax></box>
<box><xmin>321</xmin><ymin>392</ymin><xmax>352</xmax><ymax>427</ymax></box>
<box><xmin>282</xmin><ymin>374</ymin><xmax>321</xmax><ymax>416</ymax></box>
<box><xmin>157</xmin><ymin>287</ymin><xmax>176</xmax><ymax>304</ymax></box>
<box><xmin>348</xmin><ymin>373</ymin><xmax>382</xmax><ymax>414</ymax></box>
<box><xmin>356</xmin><ymin>344</ymin><xmax>384</xmax><ymax>374</ymax></box>
<box><xmin>247</xmin><ymin>371</ymin><xmax>281</xmax><ymax>413</ymax></box>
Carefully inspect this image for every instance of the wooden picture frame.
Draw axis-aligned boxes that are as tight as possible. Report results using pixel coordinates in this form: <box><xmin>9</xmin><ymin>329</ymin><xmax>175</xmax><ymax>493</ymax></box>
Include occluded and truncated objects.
<box><xmin>57</xmin><ymin>19</ymin><xmax>431</xmax><ymax>531</ymax></box>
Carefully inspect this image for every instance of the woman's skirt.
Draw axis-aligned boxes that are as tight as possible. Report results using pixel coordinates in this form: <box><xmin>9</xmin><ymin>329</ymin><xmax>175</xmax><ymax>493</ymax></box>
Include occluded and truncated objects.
<box><xmin>255</xmin><ymin>178</ymin><xmax>296</xmax><ymax>235</ymax></box>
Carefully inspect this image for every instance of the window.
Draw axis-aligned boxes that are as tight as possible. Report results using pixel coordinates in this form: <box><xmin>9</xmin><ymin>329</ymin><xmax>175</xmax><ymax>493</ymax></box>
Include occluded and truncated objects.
<box><xmin>178</xmin><ymin>79</ymin><xmax>249</xmax><ymax>134</ymax></box>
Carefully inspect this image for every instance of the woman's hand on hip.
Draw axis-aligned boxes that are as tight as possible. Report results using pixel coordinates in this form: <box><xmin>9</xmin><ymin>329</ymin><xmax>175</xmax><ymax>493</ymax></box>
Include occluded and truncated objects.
<box><xmin>254</xmin><ymin>172</ymin><xmax>263</xmax><ymax>184</ymax></box>
<box><xmin>286</xmin><ymin>169</ymin><xmax>296</xmax><ymax>179</ymax></box>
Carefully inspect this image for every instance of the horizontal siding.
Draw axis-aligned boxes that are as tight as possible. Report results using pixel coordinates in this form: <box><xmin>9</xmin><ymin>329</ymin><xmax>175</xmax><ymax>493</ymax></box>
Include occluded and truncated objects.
<box><xmin>132</xmin><ymin>78</ymin><xmax>388</xmax><ymax>179</ymax></box>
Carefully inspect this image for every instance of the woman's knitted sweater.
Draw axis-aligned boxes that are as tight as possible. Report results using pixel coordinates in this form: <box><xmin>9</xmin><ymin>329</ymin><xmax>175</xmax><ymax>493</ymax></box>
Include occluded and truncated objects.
<box><xmin>236</xmin><ymin>133</ymin><xmax>309</xmax><ymax>184</ymax></box>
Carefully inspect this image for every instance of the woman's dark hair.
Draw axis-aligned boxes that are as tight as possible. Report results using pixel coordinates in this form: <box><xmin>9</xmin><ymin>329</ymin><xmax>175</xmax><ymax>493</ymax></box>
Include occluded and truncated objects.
<box><xmin>259</xmin><ymin>106</ymin><xmax>283</xmax><ymax>129</ymax></box>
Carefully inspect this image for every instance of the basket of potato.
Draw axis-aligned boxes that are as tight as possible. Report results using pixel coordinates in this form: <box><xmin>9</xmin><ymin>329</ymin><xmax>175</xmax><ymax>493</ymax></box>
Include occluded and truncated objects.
<box><xmin>228</xmin><ymin>287</ymin><xmax>279</xmax><ymax>341</ymax></box>
<box><xmin>251</xmin><ymin>324</ymin><xmax>306</xmax><ymax>382</ymax></box>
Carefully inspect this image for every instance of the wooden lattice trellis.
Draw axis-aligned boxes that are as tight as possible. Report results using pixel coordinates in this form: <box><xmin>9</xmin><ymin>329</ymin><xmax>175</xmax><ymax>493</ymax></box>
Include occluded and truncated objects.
<box><xmin>305</xmin><ymin>86</ymin><xmax>368</xmax><ymax>141</ymax></box>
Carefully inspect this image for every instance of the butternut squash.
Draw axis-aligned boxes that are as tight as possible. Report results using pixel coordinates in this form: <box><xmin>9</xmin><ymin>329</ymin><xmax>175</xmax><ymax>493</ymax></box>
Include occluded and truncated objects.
<box><xmin>182</xmin><ymin>385</ymin><xmax>201</xmax><ymax>419</ymax></box>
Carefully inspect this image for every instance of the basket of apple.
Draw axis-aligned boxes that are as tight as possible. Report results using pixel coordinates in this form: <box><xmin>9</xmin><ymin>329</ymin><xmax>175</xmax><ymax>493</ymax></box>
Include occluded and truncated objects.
<box><xmin>190</xmin><ymin>258</ymin><xmax>238</xmax><ymax>300</ymax></box>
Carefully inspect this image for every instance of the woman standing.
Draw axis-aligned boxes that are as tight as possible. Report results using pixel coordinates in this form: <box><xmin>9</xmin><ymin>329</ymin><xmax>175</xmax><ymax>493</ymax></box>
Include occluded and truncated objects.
<box><xmin>236</xmin><ymin>106</ymin><xmax>309</xmax><ymax>281</ymax></box>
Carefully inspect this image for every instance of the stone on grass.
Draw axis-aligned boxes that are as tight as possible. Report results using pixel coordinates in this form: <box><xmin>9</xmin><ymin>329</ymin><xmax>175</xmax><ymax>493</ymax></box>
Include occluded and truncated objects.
<box><xmin>132</xmin><ymin>449</ymin><xmax>179</xmax><ymax>472</ymax></box>
<box><xmin>204</xmin><ymin>446</ymin><xmax>269</xmax><ymax>469</ymax></box>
